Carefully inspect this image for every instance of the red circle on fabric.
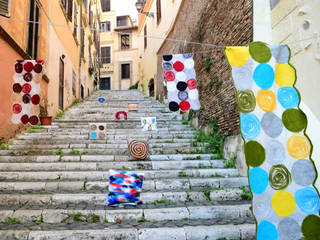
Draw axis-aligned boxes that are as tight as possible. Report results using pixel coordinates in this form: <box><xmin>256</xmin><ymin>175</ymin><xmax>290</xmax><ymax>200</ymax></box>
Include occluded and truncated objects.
<box><xmin>22</xmin><ymin>83</ymin><xmax>32</xmax><ymax>94</ymax></box>
<box><xmin>115</xmin><ymin>111</ymin><xmax>128</xmax><ymax>120</ymax></box>
<box><xmin>23</xmin><ymin>62</ymin><xmax>34</xmax><ymax>72</ymax></box>
<box><xmin>187</xmin><ymin>79</ymin><xmax>197</xmax><ymax>90</ymax></box>
<box><xmin>29</xmin><ymin>116</ymin><xmax>39</xmax><ymax>125</ymax></box>
<box><xmin>34</xmin><ymin>64</ymin><xmax>43</xmax><ymax>73</ymax></box>
<box><xmin>13</xmin><ymin>83</ymin><xmax>22</xmax><ymax>93</ymax></box>
<box><xmin>179</xmin><ymin>101</ymin><xmax>191</xmax><ymax>111</ymax></box>
<box><xmin>165</xmin><ymin>71</ymin><xmax>175</xmax><ymax>82</ymax></box>
<box><xmin>31</xmin><ymin>94</ymin><xmax>40</xmax><ymax>105</ymax></box>
<box><xmin>173</xmin><ymin>61</ymin><xmax>184</xmax><ymax>72</ymax></box>
<box><xmin>12</xmin><ymin>104</ymin><xmax>22</xmax><ymax>114</ymax></box>
<box><xmin>36</xmin><ymin>60</ymin><xmax>44</xmax><ymax>64</ymax></box>
<box><xmin>21</xmin><ymin>114</ymin><xmax>29</xmax><ymax>124</ymax></box>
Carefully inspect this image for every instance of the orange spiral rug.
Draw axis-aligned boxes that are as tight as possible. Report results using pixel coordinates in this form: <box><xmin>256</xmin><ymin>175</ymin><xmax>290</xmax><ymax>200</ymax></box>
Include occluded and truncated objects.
<box><xmin>129</xmin><ymin>140</ymin><xmax>149</xmax><ymax>160</ymax></box>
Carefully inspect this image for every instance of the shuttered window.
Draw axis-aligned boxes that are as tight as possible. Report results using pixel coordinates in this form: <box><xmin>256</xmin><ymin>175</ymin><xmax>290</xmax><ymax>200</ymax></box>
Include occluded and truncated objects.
<box><xmin>101</xmin><ymin>0</ymin><xmax>110</xmax><ymax>12</ymax></box>
<box><xmin>0</xmin><ymin>0</ymin><xmax>11</xmax><ymax>16</ymax></box>
<box><xmin>144</xmin><ymin>25</ymin><xmax>147</xmax><ymax>49</ymax></box>
<box><xmin>27</xmin><ymin>0</ymin><xmax>40</xmax><ymax>59</ymax></box>
<box><xmin>101</xmin><ymin>46</ymin><xmax>111</xmax><ymax>64</ymax></box>
<box><xmin>156</xmin><ymin>0</ymin><xmax>161</xmax><ymax>24</ymax></box>
<box><xmin>73</xmin><ymin>2</ymin><xmax>78</xmax><ymax>37</ymax></box>
<box><xmin>61</xmin><ymin>0</ymin><xmax>72</xmax><ymax>21</ymax></box>
<box><xmin>72</xmin><ymin>70</ymin><xmax>76</xmax><ymax>96</ymax></box>
<box><xmin>121</xmin><ymin>64</ymin><xmax>130</xmax><ymax>79</ymax></box>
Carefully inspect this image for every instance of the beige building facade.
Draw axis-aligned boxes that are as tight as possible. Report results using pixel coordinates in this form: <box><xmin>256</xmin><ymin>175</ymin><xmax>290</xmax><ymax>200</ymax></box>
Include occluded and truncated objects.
<box><xmin>137</xmin><ymin>0</ymin><xmax>184</xmax><ymax>97</ymax></box>
<box><xmin>99</xmin><ymin>0</ymin><xmax>139</xmax><ymax>90</ymax></box>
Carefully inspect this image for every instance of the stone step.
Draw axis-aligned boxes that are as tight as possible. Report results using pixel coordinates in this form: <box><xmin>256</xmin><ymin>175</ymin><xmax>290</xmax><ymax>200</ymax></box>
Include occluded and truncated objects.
<box><xmin>0</xmin><ymin>177</ymin><xmax>248</xmax><ymax>193</ymax></box>
<box><xmin>0</xmin><ymin>160</ymin><xmax>226</xmax><ymax>171</ymax></box>
<box><xmin>0</xmin><ymin>154</ymin><xmax>218</xmax><ymax>162</ymax></box>
<box><xmin>0</xmin><ymin>203</ymin><xmax>252</xmax><ymax>224</ymax></box>
<box><xmin>0</xmin><ymin>224</ymin><xmax>255</xmax><ymax>240</ymax></box>
<box><xmin>0</xmin><ymin>189</ymin><xmax>244</xmax><ymax>206</ymax></box>
<box><xmin>0</xmin><ymin>168</ymin><xmax>238</xmax><ymax>181</ymax></box>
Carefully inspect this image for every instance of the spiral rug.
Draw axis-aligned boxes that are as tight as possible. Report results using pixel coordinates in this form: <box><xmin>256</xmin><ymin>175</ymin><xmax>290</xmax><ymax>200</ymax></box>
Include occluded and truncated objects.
<box><xmin>128</xmin><ymin>140</ymin><xmax>149</xmax><ymax>160</ymax></box>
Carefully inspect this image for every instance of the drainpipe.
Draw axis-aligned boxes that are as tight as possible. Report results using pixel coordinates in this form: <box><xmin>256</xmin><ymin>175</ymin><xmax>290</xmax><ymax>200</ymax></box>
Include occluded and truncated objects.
<box><xmin>78</xmin><ymin>0</ymin><xmax>83</xmax><ymax>99</ymax></box>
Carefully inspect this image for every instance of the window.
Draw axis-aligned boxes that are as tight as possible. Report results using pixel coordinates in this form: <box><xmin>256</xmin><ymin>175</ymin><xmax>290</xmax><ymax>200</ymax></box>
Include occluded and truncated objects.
<box><xmin>156</xmin><ymin>0</ymin><xmax>161</xmax><ymax>24</ymax></box>
<box><xmin>144</xmin><ymin>25</ymin><xmax>147</xmax><ymax>49</ymax></box>
<box><xmin>0</xmin><ymin>0</ymin><xmax>11</xmax><ymax>17</ymax></box>
<box><xmin>81</xmin><ymin>29</ymin><xmax>85</xmax><ymax>57</ymax></box>
<box><xmin>72</xmin><ymin>70</ymin><xmax>76</xmax><ymax>96</ymax></box>
<box><xmin>121</xmin><ymin>34</ymin><xmax>130</xmax><ymax>50</ymax></box>
<box><xmin>84</xmin><ymin>0</ymin><xmax>88</xmax><ymax>12</ymax></box>
<box><xmin>101</xmin><ymin>0</ymin><xmax>110</xmax><ymax>12</ymax></box>
<box><xmin>61</xmin><ymin>0</ymin><xmax>73</xmax><ymax>21</ymax></box>
<box><xmin>73</xmin><ymin>2</ymin><xmax>78</xmax><ymax>37</ymax></box>
<box><xmin>121</xmin><ymin>64</ymin><xmax>130</xmax><ymax>79</ymax></box>
<box><xmin>27</xmin><ymin>0</ymin><xmax>40</xmax><ymax>59</ymax></box>
<box><xmin>100</xmin><ymin>21</ymin><xmax>111</xmax><ymax>32</ymax></box>
<box><xmin>101</xmin><ymin>46</ymin><xmax>111</xmax><ymax>64</ymax></box>
<box><xmin>117</xmin><ymin>16</ymin><xmax>128</xmax><ymax>27</ymax></box>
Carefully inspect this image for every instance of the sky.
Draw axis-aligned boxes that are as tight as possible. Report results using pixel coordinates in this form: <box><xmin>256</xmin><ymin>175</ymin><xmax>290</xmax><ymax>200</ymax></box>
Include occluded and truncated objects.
<box><xmin>114</xmin><ymin>0</ymin><xmax>138</xmax><ymax>22</ymax></box>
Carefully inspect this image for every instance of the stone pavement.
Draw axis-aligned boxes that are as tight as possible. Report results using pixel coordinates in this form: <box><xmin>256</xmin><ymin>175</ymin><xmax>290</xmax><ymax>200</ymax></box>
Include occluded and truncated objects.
<box><xmin>0</xmin><ymin>90</ymin><xmax>255</xmax><ymax>239</ymax></box>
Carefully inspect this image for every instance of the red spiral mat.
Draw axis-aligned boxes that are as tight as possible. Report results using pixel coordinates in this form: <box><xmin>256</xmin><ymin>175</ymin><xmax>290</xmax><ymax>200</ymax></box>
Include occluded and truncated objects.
<box><xmin>128</xmin><ymin>140</ymin><xmax>149</xmax><ymax>160</ymax></box>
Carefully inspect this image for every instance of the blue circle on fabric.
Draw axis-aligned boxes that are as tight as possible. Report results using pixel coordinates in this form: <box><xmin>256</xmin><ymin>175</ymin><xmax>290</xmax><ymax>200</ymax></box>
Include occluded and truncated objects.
<box><xmin>240</xmin><ymin>113</ymin><xmax>261</xmax><ymax>140</ymax></box>
<box><xmin>249</xmin><ymin>167</ymin><xmax>269</xmax><ymax>194</ymax></box>
<box><xmin>253</xmin><ymin>63</ymin><xmax>275</xmax><ymax>89</ymax></box>
<box><xmin>277</xmin><ymin>87</ymin><xmax>299</xmax><ymax>109</ymax></box>
<box><xmin>91</xmin><ymin>132</ymin><xmax>97</xmax><ymax>139</ymax></box>
<box><xmin>98</xmin><ymin>97</ymin><xmax>105</xmax><ymax>103</ymax></box>
<box><xmin>295</xmin><ymin>187</ymin><xmax>320</xmax><ymax>214</ymax></box>
<box><xmin>257</xmin><ymin>220</ymin><xmax>278</xmax><ymax>240</ymax></box>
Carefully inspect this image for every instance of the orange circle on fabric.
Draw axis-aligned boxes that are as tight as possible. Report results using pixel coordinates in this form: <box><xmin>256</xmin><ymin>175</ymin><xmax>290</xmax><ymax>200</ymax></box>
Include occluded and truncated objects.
<box><xmin>33</xmin><ymin>74</ymin><xmax>42</xmax><ymax>84</ymax></box>
<box><xmin>11</xmin><ymin>93</ymin><xmax>22</xmax><ymax>104</ymax></box>
<box><xmin>287</xmin><ymin>134</ymin><xmax>311</xmax><ymax>159</ymax></box>
<box><xmin>225</xmin><ymin>47</ymin><xmax>250</xmax><ymax>67</ymax></box>
<box><xmin>271</xmin><ymin>190</ymin><xmax>296</xmax><ymax>217</ymax></box>
<box><xmin>30</xmin><ymin>105</ymin><xmax>40</xmax><ymax>115</ymax></box>
<box><xmin>275</xmin><ymin>63</ymin><xmax>296</xmax><ymax>87</ymax></box>
<box><xmin>257</xmin><ymin>89</ymin><xmax>277</xmax><ymax>112</ymax></box>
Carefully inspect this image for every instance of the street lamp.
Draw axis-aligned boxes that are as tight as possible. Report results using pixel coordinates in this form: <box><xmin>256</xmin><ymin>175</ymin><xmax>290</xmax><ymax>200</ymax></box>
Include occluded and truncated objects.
<box><xmin>135</xmin><ymin>0</ymin><xmax>154</xmax><ymax>18</ymax></box>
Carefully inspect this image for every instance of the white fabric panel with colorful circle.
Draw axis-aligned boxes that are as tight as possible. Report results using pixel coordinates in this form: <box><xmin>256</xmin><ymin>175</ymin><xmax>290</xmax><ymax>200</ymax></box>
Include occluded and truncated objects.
<box><xmin>225</xmin><ymin>42</ymin><xmax>320</xmax><ymax>240</ymax></box>
<box><xmin>162</xmin><ymin>54</ymin><xmax>200</xmax><ymax>112</ymax></box>
<box><xmin>12</xmin><ymin>60</ymin><xmax>44</xmax><ymax>125</ymax></box>
<box><xmin>141</xmin><ymin>117</ymin><xmax>157</xmax><ymax>131</ymax></box>
<box><xmin>89</xmin><ymin>123</ymin><xmax>107</xmax><ymax>140</ymax></box>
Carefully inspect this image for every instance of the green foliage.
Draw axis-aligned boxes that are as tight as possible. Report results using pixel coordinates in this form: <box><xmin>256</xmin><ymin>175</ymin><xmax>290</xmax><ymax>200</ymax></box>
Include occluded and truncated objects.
<box><xmin>216</xmin><ymin>238</ymin><xmax>227</xmax><ymax>240</ymax></box>
<box><xmin>178</xmin><ymin>172</ymin><xmax>188</xmax><ymax>178</ymax></box>
<box><xmin>0</xmin><ymin>139</ymin><xmax>9</xmax><ymax>150</ymax></box>
<box><xmin>224</xmin><ymin>154</ymin><xmax>237</xmax><ymax>169</ymax></box>
<box><xmin>103</xmin><ymin>218</ymin><xmax>108</xmax><ymax>223</ymax></box>
<box><xmin>194</xmin><ymin>117</ymin><xmax>226</xmax><ymax>157</ymax></box>
<box><xmin>70</xmin><ymin>99</ymin><xmax>83</xmax><ymax>108</ymax></box>
<box><xmin>182</xmin><ymin>119</ymin><xmax>189</xmax><ymax>125</ymax></box>
<box><xmin>56</xmin><ymin>111</ymin><xmax>65</xmax><ymax>118</ymax></box>
<box><xmin>239</xmin><ymin>186</ymin><xmax>252</xmax><ymax>200</ymax></box>
<box><xmin>68</xmin><ymin>148</ymin><xmax>80</xmax><ymax>155</ymax></box>
<box><xmin>34</xmin><ymin>214</ymin><xmax>43</xmax><ymax>225</ymax></box>
<box><xmin>89</xmin><ymin>214</ymin><xmax>100</xmax><ymax>223</ymax></box>
<box><xmin>81</xmin><ymin>151</ymin><xmax>88</xmax><ymax>155</ymax></box>
<box><xmin>137</xmin><ymin>215</ymin><xmax>148</xmax><ymax>222</ymax></box>
<box><xmin>203</xmin><ymin>189</ymin><xmax>211</xmax><ymax>201</ymax></box>
<box><xmin>4</xmin><ymin>218</ymin><xmax>21</xmax><ymax>224</ymax></box>
<box><xmin>70</xmin><ymin>212</ymin><xmax>84</xmax><ymax>222</ymax></box>
<box><xmin>128</xmin><ymin>82</ymin><xmax>139</xmax><ymax>90</ymax></box>
<box><xmin>56</xmin><ymin>149</ymin><xmax>63</xmax><ymax>155</ymax></box>
<box><xmin>205</xmin><ymin>57</ymin><xmax>213</xmax><ymax>71</ymax></box>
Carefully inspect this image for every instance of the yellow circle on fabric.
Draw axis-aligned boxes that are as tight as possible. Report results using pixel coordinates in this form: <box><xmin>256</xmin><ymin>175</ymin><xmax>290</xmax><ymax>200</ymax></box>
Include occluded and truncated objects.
<box><xmin>225</xmin><ymin>47</ymin><xmax>249</xmax><ymax>67</ymax></box>
<box><xmin>257</xmin><ymin>89</ymin><xmax>277</xmax><ymax>112</ymax></box>
<box><xmin>271</xmin><ymin>190</ymin><xmax>296</xmax><ymax>217</ymax></box>
<box><xmin>287</xmin><ymin>134</ymin><xmax>311</xmax><ymax>159</ymax></box>
<box><xmin>275</xmin><ymin>63</ymin><xmax>296</xmax><ymax>87</ymax></box>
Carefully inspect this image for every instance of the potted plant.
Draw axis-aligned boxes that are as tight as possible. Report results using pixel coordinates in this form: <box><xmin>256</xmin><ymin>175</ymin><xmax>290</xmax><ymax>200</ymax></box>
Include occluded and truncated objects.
<box><xmin>39</xmin><ymin>93</ymin><xmax>52</xmax><ymax>126</ymax></box>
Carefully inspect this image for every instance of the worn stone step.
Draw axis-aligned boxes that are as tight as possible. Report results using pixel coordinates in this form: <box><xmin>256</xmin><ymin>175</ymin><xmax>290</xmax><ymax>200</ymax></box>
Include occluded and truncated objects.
<box><xmin>0</xmin><ymin>160</ymin><xmax>226</xmax><ymax>171</ymax></box>
<box><xmin>0</xmin><ymin>177</ymin><xmax>248</xmax><ymax>193</ymax></box>
<box><xmin>0</xmin><ymin>224</ymin><xmax>255</xmax><ymax>240</ymax></box>
<box><xmin>0</xmin><ymin>203</ymin><xmax>251</xmax><ymax>224</ymax></box>
<box><xmin>0</xmin><ymin>168</ymin><xmax>238</xmax><ymax>181</ymax></box>
<box><xmin>0</xmin><ymin>154</ymin><xmax>218</xmax><ymax>163</ymax></box>
<box><xmin>0</xmin><ymin>189</ymin><xmax>244</xmax><ymax>206</ymax></box>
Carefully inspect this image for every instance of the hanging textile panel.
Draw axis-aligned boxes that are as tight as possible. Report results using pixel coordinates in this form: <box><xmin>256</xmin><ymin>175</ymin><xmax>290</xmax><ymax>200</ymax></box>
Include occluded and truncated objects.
<box><xmin>89</xmin><ymin>123</ymin><xmax>107</xmax><ymax>140</ymax></box>
<box><xmin>225</xmin><ymin>42</ymin><xmax>320</xmax><ymax>240</ymax></box>
<box><xmin>106</xmin><ymin>169</ymin><xmax>144</xmax><ymax>206</ymax></box>
<box><xmin>162</xmin><ymin>54</ymin><xmax>200</xmax><ymax>112</ymax></box>
<box><xmin>141</xmin><ymin>117</ymin><xmax>157</xmax><ymax>131</ymax></box>
<box><xmin>128</xmin><ymin>140</ymin><xmax>149</xmax><ymax>160</ymax></box>
<box><xmin>115</xmin><ymin>111</ymin><xmax>127</xmax><ymax>120</ymax></box>
<box><xmin>12</xmin><ymin>60</ymin><xmax>44</xmax><ymax>125</ymax></box>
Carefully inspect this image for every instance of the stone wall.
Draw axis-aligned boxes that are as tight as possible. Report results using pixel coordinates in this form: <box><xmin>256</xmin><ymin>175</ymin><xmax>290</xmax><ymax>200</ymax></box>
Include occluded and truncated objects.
<box><xmin>157</xmin><ymin>0</ymin><xmax>253</xmax><ymax>136</ymax></box>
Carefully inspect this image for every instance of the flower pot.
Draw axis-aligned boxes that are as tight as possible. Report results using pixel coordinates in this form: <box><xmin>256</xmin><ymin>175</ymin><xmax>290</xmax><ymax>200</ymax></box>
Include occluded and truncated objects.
<box><xmin>40</xmin><ymin>116</ymin><xmax>52</xmax><ymax>126</ymax></box>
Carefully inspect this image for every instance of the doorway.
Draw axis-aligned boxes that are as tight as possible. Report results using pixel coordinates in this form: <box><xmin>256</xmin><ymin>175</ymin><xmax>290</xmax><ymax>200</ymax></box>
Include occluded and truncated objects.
<box><xmin>149</xmin><ymin>78</ymin><xmax>154</xmax><ymax>97</ymax></box>
<box><xmin>59</xmin><ymin>58</ymin><xmax>64</xmax><ymax>109</ymax></box>
<box><xmin>100</xmin><ymin>77</ymin><xmax>111</xmax><ymax>90</ymax></box>
<box><xmin>81</xmin><ymin>85</ymin><xmax>84</xmax><ymax>99</ymax></box>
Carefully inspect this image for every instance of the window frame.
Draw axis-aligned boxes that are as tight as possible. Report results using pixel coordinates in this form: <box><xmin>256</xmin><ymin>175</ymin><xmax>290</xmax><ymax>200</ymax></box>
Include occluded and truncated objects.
<box><xmin>144</xmin><ymin>25</ymin><xmax>147</xmax><ymax>49</ymax></box>
<box><xmin>121</xmin><ymin>63</ymin><xmax>130</xmax><ymax>80</ymax></box>
<box><xmin>100</xmin><ymin>21</ymin><xmax>111</xmax><ymax>32</ymax></box>
<box><xmin>27</xmin><ymin>0</ymin><xmax>40</xmax><ymax>59</ymax></box>
<box><xmin>0</xmin><ymin>0</ymin><xmax>12</xmax><ymax>17</ymax></box>
<box><xmin>100</xmin><ymin>45</ymin><xmax>112</xmax><ymax>64</ymax></box>
<box><xmin>120</xmin><ymin>34</ymin><xmax>130</xmax><ymax>50</ymax></box>
<box><xmin>156</xmin><ymin>0</ymin><xmax>161</xmax><ymax>24</ymax></box>
<box><xmin>101</xmin><ymin>0</ymin><xmax>111</xmax><ymax>12</ymax></box>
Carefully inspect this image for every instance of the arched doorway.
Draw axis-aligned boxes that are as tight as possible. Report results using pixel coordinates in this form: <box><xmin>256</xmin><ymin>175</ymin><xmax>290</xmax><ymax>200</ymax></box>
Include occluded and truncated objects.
<box><xmin>148</xmin><ymin>78</ymin><xmax>154</xmax><ymax>97</ymax></box>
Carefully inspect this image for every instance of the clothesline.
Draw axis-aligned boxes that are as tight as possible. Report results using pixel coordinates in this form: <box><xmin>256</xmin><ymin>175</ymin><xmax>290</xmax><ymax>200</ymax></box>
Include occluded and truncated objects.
<box><xmin>0</xmin><ymin>17</ymin><xmax>319</xmax><ymax>52</ymax></box>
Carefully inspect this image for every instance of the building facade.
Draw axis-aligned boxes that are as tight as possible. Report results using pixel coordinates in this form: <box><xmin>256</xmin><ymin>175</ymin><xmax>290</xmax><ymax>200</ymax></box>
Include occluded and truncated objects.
<box><xmin>99</xmin><ymin>0</ymin><xmax>139</xmax><ymax>90</ymax></box>
<box><xmin>0</xmin><ymin>0</ymin><xmax>101</xmax><ymax>140</ymax></box>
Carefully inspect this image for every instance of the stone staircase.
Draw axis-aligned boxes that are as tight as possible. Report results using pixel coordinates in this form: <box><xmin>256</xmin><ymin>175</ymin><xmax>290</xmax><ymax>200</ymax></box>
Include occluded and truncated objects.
<box><xmin>0</xmin><ymin>90</ymin><xmax>255</xmax><ymax>240</ymax></box>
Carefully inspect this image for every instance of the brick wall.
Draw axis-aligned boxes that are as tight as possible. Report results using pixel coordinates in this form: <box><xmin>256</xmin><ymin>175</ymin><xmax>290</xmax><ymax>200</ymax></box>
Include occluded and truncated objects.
<box><xmin>157</xmin><ymin>0</ymin><xmax>253</xmax><ymax>135</ymax></box>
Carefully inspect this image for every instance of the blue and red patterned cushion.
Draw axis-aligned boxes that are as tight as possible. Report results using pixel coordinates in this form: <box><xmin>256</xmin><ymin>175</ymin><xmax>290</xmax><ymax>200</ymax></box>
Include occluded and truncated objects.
<box><xmin>107</xmin><ymin>170</ymin><xmax>144</xmax><ymax>206</ymax></box>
